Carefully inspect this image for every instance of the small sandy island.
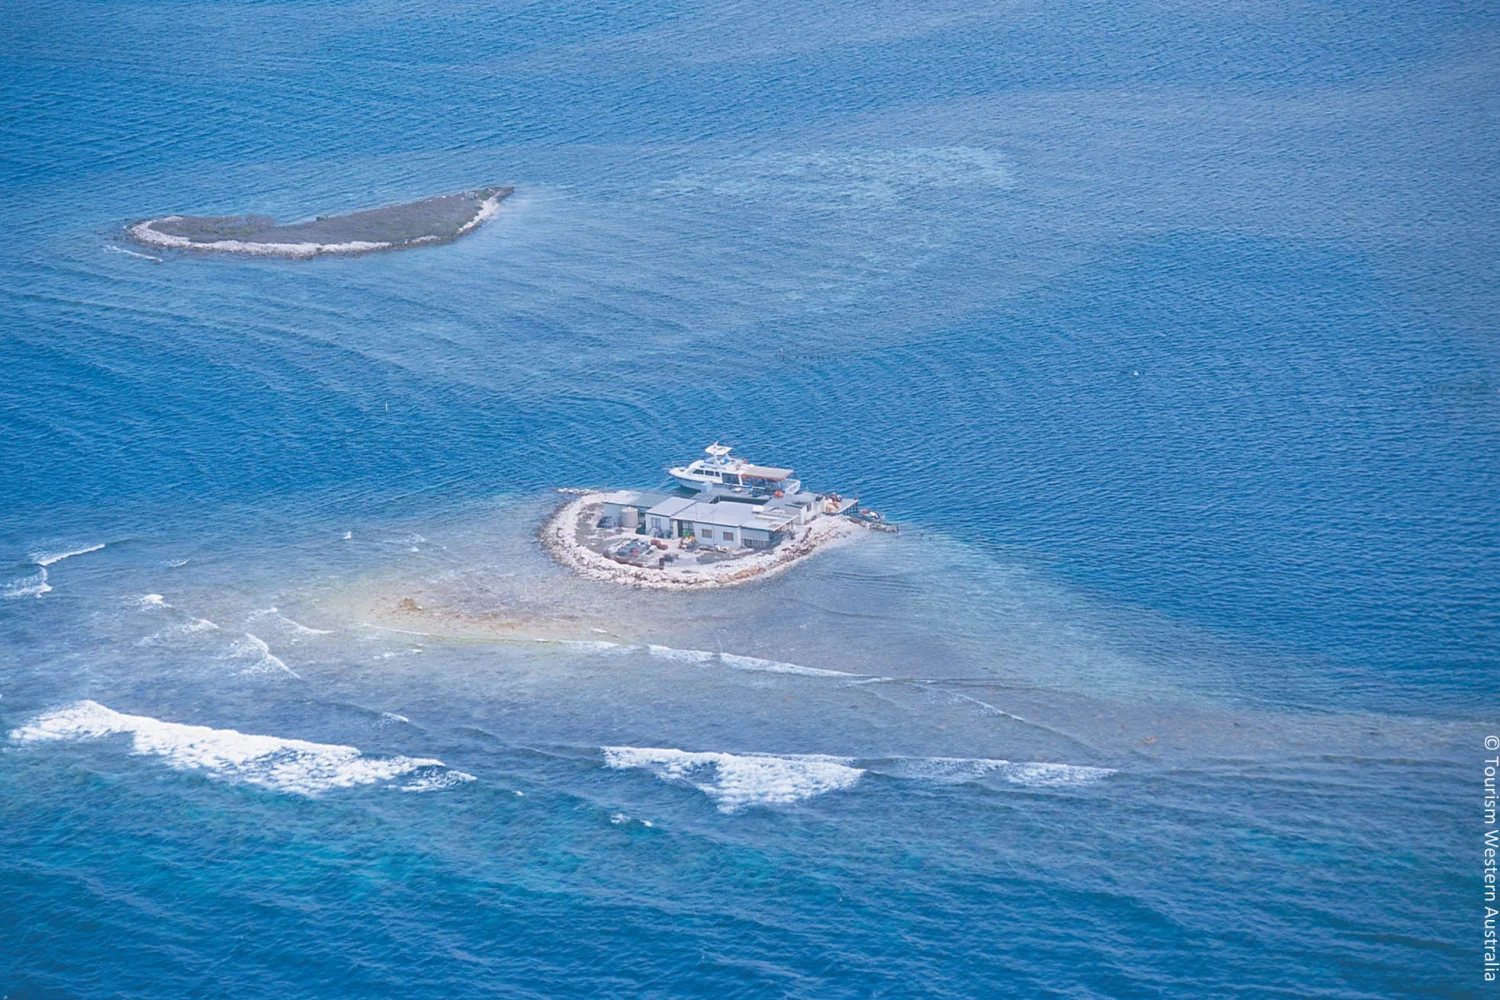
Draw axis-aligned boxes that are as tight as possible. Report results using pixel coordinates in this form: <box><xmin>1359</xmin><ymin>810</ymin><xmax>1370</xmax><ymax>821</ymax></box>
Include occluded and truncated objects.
<box><xmin>129</xmin><ymin>186</ymin><xmax>512</xmax><ymax>258</ymax></box>
<box><xmin>541</xmin><ymin>492</ymin><xmax>864</xmax><ymax>591</ymax></box>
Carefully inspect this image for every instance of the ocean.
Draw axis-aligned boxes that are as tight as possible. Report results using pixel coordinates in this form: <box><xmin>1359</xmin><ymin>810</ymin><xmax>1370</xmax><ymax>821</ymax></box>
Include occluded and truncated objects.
<box><xmin>1</xmin><ymin>0</ymin><xmax>1495</xmax><ymax>996</ymax></box>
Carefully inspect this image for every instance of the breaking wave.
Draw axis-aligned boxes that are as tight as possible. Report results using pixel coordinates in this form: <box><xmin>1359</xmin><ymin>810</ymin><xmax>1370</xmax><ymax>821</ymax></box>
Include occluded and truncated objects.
<box><xmin>2</xmin><ymin>568</ymin><xmax>51</xmax><ymax>599</ymax></box>
<box><xmin>135</xmin><ymin>594</ymin><xmax>221</xmax><ymax>644</ymax></box>
<box><xmin>104</xmin><ymin>244</ymin><xmax>161</xmax><ymax>261</ymax></box>
<box><xmin>871</xmin><ymin>756</ymin><xmax>1115</xmax><ymax>787</ymax></box>
<box><xmin>139</xmin><ymin>616</ymin><xmax>219</xmax><ymax>645</ymax></box>
<box><xmin>603</xmin><ymin>747</ymin><xmax>1115</xmax><ymax>812</ymax></box>
<box><xmin>400</xmin><ymin>769</ymin><xmax>477</xmax><ymax>793</ymax></box>
<box><xmin>29</xmin><ymin>543</ymin><xmax>105</xmax><ymax>567</ymax></box>
<box><xmin>530</xmin><ymin>637</ymin><xmax>864</xmax><ymax>679</ymax></box>
<box><xmin>603</xmin><ymin>747</ymin><xmax>865</xmax><ymax>813</ymax></box>
<box><xmin>643</xmin><ymin>643</ymin><xmax>861</xmax><ymax>678</ymax></box>
<box><xmin>230</xmin><ymin>634</ymin><xmax>299</xmax><ymax>678</ymax></box>
<box><xmin>249</xmin><ymin>607</ymin><xmax>335</xmax><ymax>635</ymax></box>
<box><xmin>9</xmin><ymin>701</ymin><xmax>471</xmax><ymax>796</ymax></box>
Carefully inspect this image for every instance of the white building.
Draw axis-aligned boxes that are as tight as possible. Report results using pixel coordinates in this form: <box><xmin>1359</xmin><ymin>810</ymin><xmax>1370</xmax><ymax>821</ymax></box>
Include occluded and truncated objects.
<box><xmin>645</xmin><ymin>497</ymin><xmax>800</xmax><ymax>549</ymax></box>
<box><xmin>598</xmin><ymin>490</ymin><xmax>671</xmax><ymax>525</ymax></box>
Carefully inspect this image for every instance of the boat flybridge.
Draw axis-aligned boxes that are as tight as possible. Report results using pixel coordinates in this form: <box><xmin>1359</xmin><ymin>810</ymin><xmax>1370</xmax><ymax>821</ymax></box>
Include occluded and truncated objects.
<box><xmin>667</xmin><ymin>442</ymin><xmax>802</xmax><ymax>497</ymax></box>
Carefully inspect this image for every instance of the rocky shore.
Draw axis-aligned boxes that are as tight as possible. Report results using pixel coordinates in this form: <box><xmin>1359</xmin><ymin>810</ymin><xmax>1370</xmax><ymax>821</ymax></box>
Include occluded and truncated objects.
<box><xmin>129</xmin><ymin>186</ymin><xmax>512</xmax><ymax>258</ymax></box>
<box><xmin>540</xmin><ymin>493</ymin><xmax>862</xmax><ymax>591</ymax></box>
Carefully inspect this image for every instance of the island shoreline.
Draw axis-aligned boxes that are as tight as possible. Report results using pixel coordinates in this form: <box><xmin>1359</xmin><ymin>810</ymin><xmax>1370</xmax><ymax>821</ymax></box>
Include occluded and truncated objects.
<box><xmin>128</xmin><ymin>186</ymin><xmax>512</xmax><ymax>259</ymax></box>
<box><xmin>538</xmin><ymin>492</ymin><xmax>864</xmax><ymax>591</ymax></box>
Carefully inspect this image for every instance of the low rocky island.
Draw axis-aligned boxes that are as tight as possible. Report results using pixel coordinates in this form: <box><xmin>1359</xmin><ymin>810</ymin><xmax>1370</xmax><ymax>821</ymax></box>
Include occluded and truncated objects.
<box><xmin>537</xmin><ymin>443</ymin><xmax>894</xmax><ymax>591</ymax></box>
<box><xmin>129</xmin><ymin>186</ymin><xmax>512</xmax><ymax>258</ymax></box>
<box><xmin>541</xmin><ymin>491</ymin><xmax>866</xmax><ymax>591</ymax></box>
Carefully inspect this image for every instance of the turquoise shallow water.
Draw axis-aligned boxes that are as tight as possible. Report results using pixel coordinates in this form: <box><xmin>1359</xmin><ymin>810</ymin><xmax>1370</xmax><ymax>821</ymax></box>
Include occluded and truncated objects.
<box><xmin>1</xmin><ymin>0</ymin><xmax>1495</xmax><ymax>996</ymax></box>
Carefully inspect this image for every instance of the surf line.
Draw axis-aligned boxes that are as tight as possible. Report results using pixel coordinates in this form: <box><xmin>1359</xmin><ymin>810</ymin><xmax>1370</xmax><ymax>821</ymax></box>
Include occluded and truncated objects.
<box><xmin>30</xmin><ymin>543</ymin><xmax>106</xmax><ymax>567</ymax></box>
<box><xmin>104</xmin><ymin>245</ymin><xmax>162</xmax><ymax>262</ymax></box>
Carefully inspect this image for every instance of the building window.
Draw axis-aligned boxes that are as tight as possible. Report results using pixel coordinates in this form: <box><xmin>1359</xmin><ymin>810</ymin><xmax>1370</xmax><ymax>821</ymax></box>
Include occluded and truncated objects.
<box><xmin>701</xmin><ymin>529</ymin><xmax>713</xmax><ymax>539</ymax></box>
<box><xmin>723</xmin><ymin>532</ymin><xmax>735</xmax><ymax>543</ymax></box>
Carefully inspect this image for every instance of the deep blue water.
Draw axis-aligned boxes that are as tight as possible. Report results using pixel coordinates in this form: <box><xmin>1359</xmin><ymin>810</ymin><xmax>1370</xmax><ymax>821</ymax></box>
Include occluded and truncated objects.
<box><xmin>2</xmin><ymin>0</ymin><xmax>1495</xmax><ymax>996</ymax></box>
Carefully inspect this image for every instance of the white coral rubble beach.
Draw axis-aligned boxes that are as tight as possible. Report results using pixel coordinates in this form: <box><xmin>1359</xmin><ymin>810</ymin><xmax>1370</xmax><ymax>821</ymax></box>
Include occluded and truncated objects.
<box><xmin>540</xmin><ymin>493</ymin><xmax>862</xmax><ymax>591</ymax></box>
<box><xmin>129</xmin><ymin>217</ymin><xmax>392</xmax><ymax>258</ymax></box>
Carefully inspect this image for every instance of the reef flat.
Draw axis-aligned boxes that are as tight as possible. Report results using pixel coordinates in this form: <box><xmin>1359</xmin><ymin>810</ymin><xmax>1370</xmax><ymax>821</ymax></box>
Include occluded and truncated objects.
<box><xmin>129</xmin><ymin>186</ymin><xmax>512</xmax><ymax>258</ymax></box>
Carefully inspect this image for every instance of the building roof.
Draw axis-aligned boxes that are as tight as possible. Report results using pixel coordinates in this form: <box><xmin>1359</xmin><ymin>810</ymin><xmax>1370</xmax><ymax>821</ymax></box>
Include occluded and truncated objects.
<box><xmin>645</xmin><ymin>496</ymin><xmax>698</xmax><ymax>518</ymax></box>
<box><xmin>601</xmin><ymin>490</ymin><xmax>671</xmax><ymax>508</ymax></box>
<box><xmin>674</xmin><ymin>500</ymin><xmax>797</xmax><ymax>530</ymax></box>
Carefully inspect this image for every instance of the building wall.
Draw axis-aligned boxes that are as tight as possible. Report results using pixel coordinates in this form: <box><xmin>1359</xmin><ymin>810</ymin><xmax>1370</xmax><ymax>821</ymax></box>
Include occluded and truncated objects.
<box><xmin>695</xmin><ymin>522</ymin><xmax>793</xmax><ymax>548</ymax></box>
<box><xmin>692</xmin><ymin>520</ymin><xmax>742</xmax><ymax>546</ymax></box>
<box><xmin>602</xmin><ymin>501</ymin><xmax>653</xmax><ymax>521</ymax></box>
<box><xmin>741</xmin><ymin>527</ymin><xmax>777</xmax><ymax>549</ymax></box>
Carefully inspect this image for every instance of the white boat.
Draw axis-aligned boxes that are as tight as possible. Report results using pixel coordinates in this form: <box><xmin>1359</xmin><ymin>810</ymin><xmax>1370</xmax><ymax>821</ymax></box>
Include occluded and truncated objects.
<box><xmin>667</xmin><ymin>442</ymin><xmax>802</xmax><ymax>496</ymax></box>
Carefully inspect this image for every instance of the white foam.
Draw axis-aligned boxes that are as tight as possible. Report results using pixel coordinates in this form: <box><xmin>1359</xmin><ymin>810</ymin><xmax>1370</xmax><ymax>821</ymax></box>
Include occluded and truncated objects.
<box><xmin>250</xmin><ymin>607</ymin><xmax>335</xmax><ymax>636</ymax></box>
<box><xmin>876</xmin><ymin>756</ymin><xmax>1115</xmax><ymax>787</ymax></box>
<box><xmin>231</xmin><ymin>633</ymin><xmax>299</xmax><ymax>678</ymax></box>
<box><xmin>9</xmin><ymin>701</ymin><xmax>467</xmax><ymax>796</ymax></box>
<box><xmin>717</xmin><ymin>651</ymin><xmax>862</xmax><ymax>679</ymax></box>
<box><xmin>30</xmin><ymin>543</ymin><xmax>105</xmax><ymax>567</ymax></box>
<box><xmin>2</xmin><ymin>568</ymin><xmax>50</xmax><ymax>599</ymax></box>
<box><xmin>105</xmin><ymin>244</ymin><xmax>161</xmax><ymax>262</ymax></box>
<box><xmin>643</xmin><ymin>644</ymin><xmax>714</xmax><ymax>665</ymax></box>
<box><xmin>942</xmin><ymin>690</ymin><xmax>1035</xmax><ymax>725</ymax></box>
<box><xmin>603</xmin><ymin>746</ymin><xmax>864</xmax><ymax>813</ymax></box>
<box><xmin>138</xmin><ymin>613</ymin><xmax>221</xmax><ymax>646</ymax></box>
<box><xmin>996</xmin><ymin>761</ymin><xmax>1116</xmax><ymax>787</ymax></box>
<box><xmin>552</xmin><ymin>639</ymin><xmax>632</xmax><ymax>654</ymax></box>
<box><xmin>529</xmin><ymin>638</ymin><xmax>863</xmax><ymax>679</ymax></box>
<box><xmin>171</xmin><ymin>617</ymin><xmax>218</xmax><ymax>635</ymax></box>
<box><xmin>341</xmin><ymin>531</ymin><xmax>353</xmax><ymax>541</ymax></box>
<box><xmin>603</xmin><ymin>747</ymin><xmax>1114</xmax><ymax>811</ymax></box>
<box><xmin>644</xmin><ymin>644</ymin><xmax>858</xmax><ymax>678</ymax></box>
<box><xmin>399</xmin><ymin>769</ymin><xmax>476</xmax><ymax>793</ymax></box>
<box><xmin>371</xmin><ymin>625</ymin><xmax>434</xmax><ymax>638</ymax></box>
<box><xmin>287</xmin><ymin>618</ymin><xmax>335</xmax><ymax>636</ymax></box>
<box><xmin>166</xmin><ymin>559</ymin><xmax>189</xmax><ymax>568</ymax></box>
<box><xmin>379</xmin><ymin>711</ymin><xmax>410</xmax><ymax>724</ymax></box>
<box><xmin>136</xmin><ymin>593</ymin><xmax>220</xmax><ymax>644</ymax></box>
<box><xmin>456</xmin><ymin>192</ymin><xmax>504</xmax><ymax>235</ymax></box>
